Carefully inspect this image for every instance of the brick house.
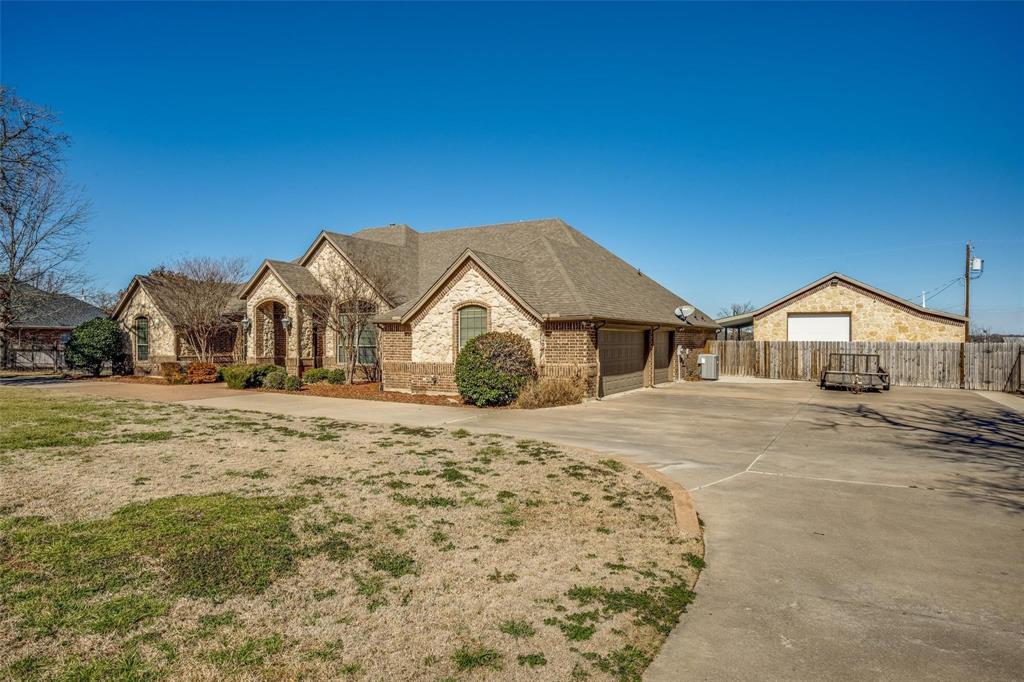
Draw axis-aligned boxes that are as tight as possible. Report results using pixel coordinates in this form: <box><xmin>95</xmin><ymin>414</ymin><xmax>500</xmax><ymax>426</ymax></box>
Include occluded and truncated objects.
<box><xmin>716</xmin><ymin>272</ymin><xmax>966</xmax><ymax>342</ymax></box>
<box><xmin>118</xmin><ymin>218</ymin><xmax>717</xmax><ymax>396</ymax></box>
<box><xmin>111</xmin><ymin>275</ymin><xmax>246</xmax><ymax>373</ymax></box>
<box><xmin>0</xmin><ymin>283</ymin><xmax>105</xmax><ymax>369</ymax></box>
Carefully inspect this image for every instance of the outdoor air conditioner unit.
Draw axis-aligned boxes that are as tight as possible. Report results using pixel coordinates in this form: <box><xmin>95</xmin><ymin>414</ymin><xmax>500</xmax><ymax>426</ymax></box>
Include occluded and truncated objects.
<box><xmin>698</xmin><ymin>353</ymin><xmax>719</xmax><ymax>381</ymax></box>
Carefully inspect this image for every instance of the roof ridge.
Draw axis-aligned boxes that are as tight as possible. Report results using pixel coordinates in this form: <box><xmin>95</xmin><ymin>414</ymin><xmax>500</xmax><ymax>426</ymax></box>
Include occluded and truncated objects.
<box><xmin>536</xmin><ymin>235</ymin><xmax>588</xmax><ymax>317</ymax></box>
<box><xmin>418</xmin><ymin>216</ymin><xmax>568</xmax><ymax>236</ymax></box>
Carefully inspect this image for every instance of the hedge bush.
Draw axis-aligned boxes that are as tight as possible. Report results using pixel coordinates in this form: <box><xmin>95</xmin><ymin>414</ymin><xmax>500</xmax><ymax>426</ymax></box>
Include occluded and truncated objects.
<box><xmin>64</xmin><ymin>318</ymin><xmax>128</xmax><ymax>376</ymax></box>
<box><xmin>262</xmin><ymin>369</ymin><xmax>288</xmax><ymax>390</ymax></box>
<box><xmin>160</xmin><ymin>362</ymin><xmax>187</xmax><ymax>385</ymax></box>
<box><xmin>220</xmin><ymin>363</ymin><xmax>282</xmax><ymax>389</ymax></box>
<box><xmin>301</xmin><ymin>368</ymin><xmax>346</xmax><ymax>385</ymax></box>
<box><xmin>284</xmin><ymin>375</ymin><xmax>302</xmax><ymax>391</ymax></box>
<box><xmin>185</xmin><ymin>362</ymin><xmax>219</xmax><ymax>384</ymax></box>
<box><xmin>454</xmin><ymin>332</ymin><xmax>536</xmax><ymax>407</ymax></box>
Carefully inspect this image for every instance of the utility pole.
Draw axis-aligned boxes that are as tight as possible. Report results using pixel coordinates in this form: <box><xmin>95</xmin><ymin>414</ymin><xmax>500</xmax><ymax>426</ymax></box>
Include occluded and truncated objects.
<box><xmin>964</xmin><ymin>241</ymin><xmax>971</xmax><ymax>341</ymax></box>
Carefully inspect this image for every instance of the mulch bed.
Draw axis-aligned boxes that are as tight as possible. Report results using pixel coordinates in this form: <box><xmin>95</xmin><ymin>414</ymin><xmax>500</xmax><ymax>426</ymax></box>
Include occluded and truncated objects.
<box><xmin>90</xmin><ymin>376</ymin><xmax>172</xmax><ymax>385</ymax></box>
<box><xmin>294</xmin><ymin>382</ymin><xmax>467</xmax><ymax>407</ymax></box>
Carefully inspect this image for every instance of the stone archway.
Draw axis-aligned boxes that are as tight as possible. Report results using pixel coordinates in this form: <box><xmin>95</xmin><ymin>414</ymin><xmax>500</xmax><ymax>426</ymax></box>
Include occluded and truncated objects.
<box><xmin>254</xmin><ymin>300</ymin><xmax>287</xmax><ymax>366</ymax></box>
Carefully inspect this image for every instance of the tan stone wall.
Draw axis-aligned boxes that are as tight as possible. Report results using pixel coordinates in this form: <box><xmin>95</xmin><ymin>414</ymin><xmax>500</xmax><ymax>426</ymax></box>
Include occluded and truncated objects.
<box><xmin>245</xmin><ymin>271</ymin><xmax>297</xmax><ymax>366</ymax></box>
<box><xmin>305</xmin><ymin>241</ymin><xmax>389</xmax><ymax>371</ymax></box>
<box><xmin>753</xmin><ymin>280</ymin><xmax>964</xmax><ymax>342</ymax></box>
<box><xmin>115</xmin><ymin>284</ymin><xmax>177</xmax><ymax>368</ymax></box>
<box><xmin>410</xmin><ymin>263</ymin><xmax>541</xmax><ymax>363</ymax></box>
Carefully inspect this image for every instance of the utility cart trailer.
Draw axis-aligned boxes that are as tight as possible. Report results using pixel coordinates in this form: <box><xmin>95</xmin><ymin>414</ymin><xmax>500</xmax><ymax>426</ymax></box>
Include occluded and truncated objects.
<box><xmin>819</xmin><ymin>353</ymin><xmax>890</xmax><ymax>392</ymax></box>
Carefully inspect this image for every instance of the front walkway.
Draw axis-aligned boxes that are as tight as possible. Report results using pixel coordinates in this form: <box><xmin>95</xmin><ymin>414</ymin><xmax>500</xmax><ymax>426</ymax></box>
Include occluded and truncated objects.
<box><xmin>21</xmin><ymin>378</ymin><xmax>1024</xmax><ymax>680</ymax></box>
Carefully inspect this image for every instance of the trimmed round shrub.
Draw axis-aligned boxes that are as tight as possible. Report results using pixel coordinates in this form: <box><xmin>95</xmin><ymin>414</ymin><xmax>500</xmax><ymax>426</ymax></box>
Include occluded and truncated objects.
<box><xmin>160</xmin><ymin>362</ymin><xmax>187</xmax><ymax>384</ymax></box>
<box><xmin>301</xmin><ymin>368</ymin><xmax>346</xmax><ymax>385</ymax></box>
<box><xmin>454</xmin><ymin>332</ymin><xmax>537</xmax><ymax>407</ymax></box>
<box><xmin>219</xmin><ymin>363</ymin><xmax>283</xmax><ymax>389</ymax></box>
<box><xmin>284</xmin><ymin>375</ymin><xmax>302</xmax><ymax>391</ymax></box>
<box><xmin>262</xmin><ymin>369</ymin><xmax>288</xmax><ymax>390</ymax></box>
<box><xmin>185</xmin><ymin>362</ymin><xmax>219</xmax><ymax>384</ymax></box>
<box><xmin>64</xmin><ymin>318</ymin><xmax>128</xmax><ymax>376</ymax></box>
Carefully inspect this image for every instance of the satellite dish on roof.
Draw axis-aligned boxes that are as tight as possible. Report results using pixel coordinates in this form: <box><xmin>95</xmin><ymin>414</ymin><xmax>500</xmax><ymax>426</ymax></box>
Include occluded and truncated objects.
<box><xmin>674</xmin><ymin>305</ymin><xmax>695</xmax><ymax>321</ymax></box>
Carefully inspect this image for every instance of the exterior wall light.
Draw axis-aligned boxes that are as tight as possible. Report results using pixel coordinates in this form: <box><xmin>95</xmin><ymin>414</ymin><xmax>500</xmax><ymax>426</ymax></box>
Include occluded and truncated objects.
<box><xmin>241</xmin><ymin>317</ymin><xmax>252</xmax><ymax>333</ymax></box>
<box><xmin>281</xmin><ymin>316</ymin><xmax>292</xmax><ymax>333</ymax></box>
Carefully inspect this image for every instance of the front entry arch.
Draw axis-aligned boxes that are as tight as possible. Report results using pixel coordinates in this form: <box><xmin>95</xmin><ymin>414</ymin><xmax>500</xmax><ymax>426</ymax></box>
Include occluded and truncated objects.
<box><xmin>254</xmin><ymin>300</ymin><xmax>288</xmax><ymax>366</ymax></box>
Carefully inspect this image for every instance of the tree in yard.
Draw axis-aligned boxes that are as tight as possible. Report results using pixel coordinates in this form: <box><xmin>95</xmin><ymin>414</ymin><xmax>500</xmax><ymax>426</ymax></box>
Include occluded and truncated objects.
<box><xmin>717</xmin><ymin>301</ymin><xmax>755</xmax><ymax>318</ymax></box>
<box><xmin>149</xmin><ymin>257</ymin><xmax>248</xmax><ymax>364</ymax></box>
<box><xmin>1</xmin><ymin>87</ymin><xmax>91</xmax><ymax>363</ymax></box>
<box><xmin>65</xmin><ymin>318</ymin><xmax>127</xmax><ymax>376</ymax></box>
<box><xmin>83</xmin><ymin>287</ymin><xmax>126</xmax><ymax>315</ymax></box>
<box><xmin>302</xmin><ymin>260</ymin><xmax>398</xmax><ymax>384</ymax></box>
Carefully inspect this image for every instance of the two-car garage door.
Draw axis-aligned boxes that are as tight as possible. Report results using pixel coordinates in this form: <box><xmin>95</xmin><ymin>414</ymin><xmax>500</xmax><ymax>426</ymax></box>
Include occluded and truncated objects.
<box><xmin>598</xmin><ymin>330</ymin><xmax>644</xmax><ymax>396</ymax></box>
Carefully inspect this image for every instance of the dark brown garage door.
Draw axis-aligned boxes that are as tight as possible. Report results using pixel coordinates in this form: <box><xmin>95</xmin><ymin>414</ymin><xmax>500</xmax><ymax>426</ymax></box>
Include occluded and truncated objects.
<box><xmin>654</xmin><ymin>331</ymin><xmax>672</xmax><ymax>384</ymax></box>
<box><xmin>598</xmin><ymin>330</ymin><xmax>645</xmax><ymax>396</ymax></box>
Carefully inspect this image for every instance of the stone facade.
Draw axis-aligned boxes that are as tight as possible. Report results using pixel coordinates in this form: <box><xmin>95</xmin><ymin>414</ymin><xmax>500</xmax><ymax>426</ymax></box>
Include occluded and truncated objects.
<box><xmin>117</xmin><ymin>284</ymin><xmax>177</xmax><ymax>371</ymax></box>
<box><xmin>245</xmin><ymin>271</ymin><xmax>297</xmax><ymax>368</ymax></box>
<box><xmin>410</xmin><ymin>263</ymin><xmax>542</xmax><ymax>363</ymax></box>
<box><xmin>753</xmin><ymin>279</ymin><xmax>964</xmax><ymax>342</ymax></box>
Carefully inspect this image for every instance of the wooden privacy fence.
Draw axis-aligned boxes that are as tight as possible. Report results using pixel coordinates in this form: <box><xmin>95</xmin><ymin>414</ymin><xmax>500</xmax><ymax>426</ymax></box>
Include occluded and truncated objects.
<box><xmin>704</xmin><ymin>340</ymin><xmax>1024</xmax><ymax>391</ymax></box>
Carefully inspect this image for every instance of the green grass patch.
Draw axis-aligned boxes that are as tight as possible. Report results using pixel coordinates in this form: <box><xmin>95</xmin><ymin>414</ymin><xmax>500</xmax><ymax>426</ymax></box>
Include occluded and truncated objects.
<box><xmin>115</xmin><ymin>430</ymin><xmax>174</xmax><ymax>444</ymax></box>
<box><xmin>582</xmin><ymin>645</ymin><xmax>652</xmax><ymax>682</ymax></box>
<box><xmin>453</xmin><ymin>646</ymin><xmax>503</xmax><ymax>671</ymax></box>
<box><xmin>0</xmin><ymin>494</ymin><xmax>304</xmax><ymax>638</ymax></box>
<box><xmin>566</xmin><ymin>580</ymin><xmax>696</xmax><ymax>634</ymax></box>
<box><xmin>206</xmin><ymin>634</ymin><xmax>284</xmax><ymax>671</ymax></box>
<box><xmin>368</xmin><ymin>550</ymin><xmax>417</xmax><ymax>578</ymax></box>
<box><xmin>517</xmin><ymin>653</ymin><xmax>547</xmax><ymax>668</ymax></box>
<box><xmin>498</xmin><ymin>618</ymin><xmax>535</xmax><ymax>638</ymax></box>
<box><xmin>683</xmin><ymin>552</ymin><xmax>706</xmax><ymax>571</ymax></box>
<box><xmin>0</xmin><ymin>391</ymin><xmax>117</xmax><ymax>451</ymax></box>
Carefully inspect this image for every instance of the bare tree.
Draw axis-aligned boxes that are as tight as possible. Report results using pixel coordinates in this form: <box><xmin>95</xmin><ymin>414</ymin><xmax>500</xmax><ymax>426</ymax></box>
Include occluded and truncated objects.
<box><xmin>302</xmin><ymin>261</ymin><xmax>398</xmax><ymax>384</ymax></box>
<box><xmin>1</xmin><ymin>87</ymin><xmax>90</xmax><ymax>360</ymax></box>
<box><xmin>82</xmin><ymin>287</ymin><xmax>125</xmax><ymax>315</ymax></box>
<box><xmin>717</xmin><ymin>301</ymin><xmax>755</xmax><ymax>318</ymax></box>
<box><xmin>152</xmin><ymin>257</ymin><xmax>248</xmax><ymax>364</ymax></box>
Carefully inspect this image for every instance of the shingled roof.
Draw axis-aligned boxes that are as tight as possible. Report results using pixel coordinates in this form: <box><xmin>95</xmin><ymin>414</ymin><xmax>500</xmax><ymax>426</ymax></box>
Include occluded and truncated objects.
<box><xmin>7</xmin><ymin>283</ymin><xmax>105</xmax><ymax>329</ymax></box>
<box><xmin>314</xmin><ymin>218</ymin><xmax>714</xmax><ymax>328</ymax></box>
<box><xmin>113</xmin><ymin>275</ymin><xmax>246</xmax><ymax>325</ymax></box>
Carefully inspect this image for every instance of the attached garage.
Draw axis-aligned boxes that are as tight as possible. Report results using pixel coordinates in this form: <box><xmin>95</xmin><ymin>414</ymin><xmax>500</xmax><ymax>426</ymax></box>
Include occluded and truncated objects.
<box><xmin>787</xmin><ymin>313</ymin><xmax>851</xmax><ymax>342</ymax></box>
<box><xmin>654</xmin><ymin>331</ymin><xmax>672</xmax><ymax>384</ymax></box>
<box><xmin>598</xmin><ymin>329</ymin><xmax>645</xmax><ymax>396</ymax></box>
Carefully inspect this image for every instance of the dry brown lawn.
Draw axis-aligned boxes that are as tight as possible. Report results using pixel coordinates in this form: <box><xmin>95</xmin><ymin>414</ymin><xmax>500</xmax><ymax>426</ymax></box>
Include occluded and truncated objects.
<box><xmin>0</xmin><ymin>388</ymin><xmax>702</xmax><ymax>681</ymax></box>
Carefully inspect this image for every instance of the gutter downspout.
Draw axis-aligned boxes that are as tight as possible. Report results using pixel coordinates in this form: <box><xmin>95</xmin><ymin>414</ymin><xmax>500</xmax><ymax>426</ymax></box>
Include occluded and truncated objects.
<box><xmin>591</xmin><ymin>320</ymin><xmax>606</xmax><ymax>399</ymax></box>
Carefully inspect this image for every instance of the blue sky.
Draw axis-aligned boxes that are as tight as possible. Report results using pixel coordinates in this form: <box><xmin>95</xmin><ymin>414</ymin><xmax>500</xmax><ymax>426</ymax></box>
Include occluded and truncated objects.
<box><xmin>3</xmin><ymin>1</ymin><xmax>1022</xmax><ymax>331</ymax></box>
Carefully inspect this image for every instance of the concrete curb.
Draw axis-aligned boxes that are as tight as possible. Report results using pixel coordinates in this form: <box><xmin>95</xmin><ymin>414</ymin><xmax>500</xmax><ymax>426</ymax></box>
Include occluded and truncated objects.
<box><xmin>614</xmin><ymin>455</ymin><xmax>704</xmax><ymax>548</ymax></box>
<box><xmin>570</xmin><ymin>448</ymin><xmax>704</xmax><ymax>554</ymax></box>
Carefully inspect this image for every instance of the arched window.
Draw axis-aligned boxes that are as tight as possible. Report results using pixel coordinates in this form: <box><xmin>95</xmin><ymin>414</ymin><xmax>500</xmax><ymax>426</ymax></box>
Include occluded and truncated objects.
<box><xmin>458</xmin><ymin>305</ymin><xmax>487</xmax><ymax>348</ymax></box>
<box><xmin>357</xmin><ymin>326</ymin><xmax>377</xmax><ymax>364</ymax></box>
<box><xmin>337</xmin><ymin>326</ymin><xmax>378</xmax><ymax>364</ymax></box>
<box><xmin>135</xmin><ymin>317</ymin><xmax>150</xmax><ymax>361</ymax></box>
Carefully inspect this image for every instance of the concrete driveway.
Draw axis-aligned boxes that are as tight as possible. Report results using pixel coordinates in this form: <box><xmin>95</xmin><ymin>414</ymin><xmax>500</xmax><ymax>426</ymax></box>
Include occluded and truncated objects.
<box><xmin>24</xmin><ymin>378</ymin><xmax>1024</xmax><ymax>679</ymax></box>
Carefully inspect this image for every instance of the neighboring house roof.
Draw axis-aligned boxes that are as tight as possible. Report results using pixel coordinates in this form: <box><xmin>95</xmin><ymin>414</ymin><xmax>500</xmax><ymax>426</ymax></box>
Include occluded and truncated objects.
<box><xmin>6</xmin><ymin>283</ymin><xmax>105</xmax><ymax>329</ymax></box>
<box><xmin>716</xmin><ymin>272</ymin><xmax>968</xmax><ymax>328</ymax></box>
<box><xmin>309</xmin><ymin>218</ymin><xmax>714</xmax><ymax>328</ymax></box>
<box><xmin>112</xmin><ymin>274</ymin><xmax>246</xmax><ymax>324</ymax></box>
